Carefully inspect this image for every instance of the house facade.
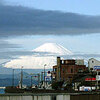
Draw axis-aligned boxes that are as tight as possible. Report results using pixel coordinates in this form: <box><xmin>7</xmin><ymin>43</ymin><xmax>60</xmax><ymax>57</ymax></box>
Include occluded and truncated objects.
<box><xmin>88</xmin><ymin>58</ymin><xmax>100</xmax><ymax>71</ymax></box>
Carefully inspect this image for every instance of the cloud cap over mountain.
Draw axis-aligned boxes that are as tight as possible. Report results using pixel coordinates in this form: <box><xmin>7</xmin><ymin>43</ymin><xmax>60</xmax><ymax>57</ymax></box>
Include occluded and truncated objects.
<box><xmin>0</xmin><ymin>5</ymin><xmax>100</xmax><ymax>37</ymax></box>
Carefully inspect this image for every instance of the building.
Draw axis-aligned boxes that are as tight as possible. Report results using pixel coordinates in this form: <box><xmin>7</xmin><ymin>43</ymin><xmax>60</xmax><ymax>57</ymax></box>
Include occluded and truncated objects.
<box><xmin>53</xmin><ymin>57</ymin><xmax>87</xmax><ymax>82</ymax></box>
<box><xmin>88</xmin><ymin>58</ymin><xmax>100</xmax><ymax>71</ymax></box>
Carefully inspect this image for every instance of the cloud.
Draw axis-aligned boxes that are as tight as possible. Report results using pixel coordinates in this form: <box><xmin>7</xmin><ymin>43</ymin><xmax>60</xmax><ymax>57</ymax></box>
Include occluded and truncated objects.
<box><xmin>0</xmin><ymin>40</ymin><xmax>20</xmax><ymax>49</ymax></box>
<box><xmin>0</xmin><ymin>5</ymin><xmax>100</xmax><ymax>38</ymax></box>
<box><xmin>4</xmin><ymin>55</ymin><xmax>57</xmax><ymax>69</ymax></box>
<box><xmin>73</xmin><ymin>54</ymin><xmax>100</xmax><ymax>58</ymax></box>
<box><xmin>4</xmin><ymin>53</ymin><xmax>100</xmax><ymax>69</ymax></box>
<box><xmin>0</xmin><ymin>39</ymin><xmax>25</xmax><ymax>60</ymax></box>
<box><xmin>0</xmin><ymin>51</ymin><xmax>33</xmax><ymax>59</ymax></box>
<box><xmin>0</xmin><ymin>39</ymin><xmax>33</xmax><ymax>60</ymax></box>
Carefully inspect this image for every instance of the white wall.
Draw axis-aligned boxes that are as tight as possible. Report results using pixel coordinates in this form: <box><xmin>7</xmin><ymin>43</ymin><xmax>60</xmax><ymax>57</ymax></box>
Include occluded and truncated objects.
<box><xmin>88</xmin><ymin>58</ymin><xmax>100</xmax><ymax>71</ymax></box>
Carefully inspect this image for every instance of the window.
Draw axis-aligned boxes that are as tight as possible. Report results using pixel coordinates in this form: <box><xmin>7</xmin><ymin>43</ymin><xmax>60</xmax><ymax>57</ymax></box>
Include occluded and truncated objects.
<box><xmin>92</xmin><ymin>60</ymin><xmax>94</xmax><ymax>63</ymax></box>
<box><xmin>78</xmin><ymin>69</ymin><xmax>83</xmax><ymax>73</ymax></box>
<box><xmin>62</xmin><ymin>68</ymin><xmax>64</xmax><ymax>73</ymax></box>
<box><xmin>54</xmin><ymin>68</ymin><xmax>57</xmax><ymax>72</ymax></box>
<box><xmin>71</xmin><ymin>68</ymin><xmax>73</xmax><ymax>73</ymax></box>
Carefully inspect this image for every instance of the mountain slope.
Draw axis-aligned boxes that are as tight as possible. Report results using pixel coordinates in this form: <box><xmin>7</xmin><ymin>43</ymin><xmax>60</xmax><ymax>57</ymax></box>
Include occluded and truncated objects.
<box><xmin>33</xmin><ymin>43</ymin><xmax>73</xmax><ymax>55</ymax></box>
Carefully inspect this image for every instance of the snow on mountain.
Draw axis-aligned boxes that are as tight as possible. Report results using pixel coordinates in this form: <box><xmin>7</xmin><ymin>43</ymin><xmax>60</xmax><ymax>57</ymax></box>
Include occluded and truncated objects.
<box><xmin>33</xmin><ymin>43</ymin><xmax>73</xmax><ymax>55</ymax></box>
<box><xmin>4</xmin><ymin>43</ymin><xmax>73</xmax><ymax>69</ymax></box>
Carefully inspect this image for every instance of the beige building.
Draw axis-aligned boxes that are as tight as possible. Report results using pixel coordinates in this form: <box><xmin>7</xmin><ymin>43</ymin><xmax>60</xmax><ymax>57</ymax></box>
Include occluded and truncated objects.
<box><xmin>88</xmin><ymin>58</ymin><xmax>100</xmax><ymax>71</ymax></box>
<box><xmin>75</xmin><ymin>59</ymin><xmax>84</xmax><ymax>65</ymax></box>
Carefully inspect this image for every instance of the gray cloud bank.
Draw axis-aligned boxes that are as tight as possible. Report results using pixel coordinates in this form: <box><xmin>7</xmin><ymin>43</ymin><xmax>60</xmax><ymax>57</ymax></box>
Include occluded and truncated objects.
<box><xmin>0</xmin><ymin>39</ymin><xmax>23</xmax><ymax>59</ymax></box>
<box><xmin>0</xmin><ymin>5</ymin><xmax>100</xmax><ymax>37</ymax></box>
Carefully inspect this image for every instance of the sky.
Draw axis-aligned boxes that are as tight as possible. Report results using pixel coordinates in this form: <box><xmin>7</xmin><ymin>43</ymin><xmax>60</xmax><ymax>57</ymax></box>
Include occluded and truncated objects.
<box><xmin>5</xmin><ymin>0</ymin><xmax>100</xmax><ymax>15</ymax></box>
<box><xmin>0</xmin><ymin>0</ymin><xmax>100</xmax><ymax>66</ymax></box>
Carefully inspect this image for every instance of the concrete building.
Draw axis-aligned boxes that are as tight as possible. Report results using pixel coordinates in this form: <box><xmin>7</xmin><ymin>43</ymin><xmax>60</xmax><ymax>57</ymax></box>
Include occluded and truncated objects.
<box><xmin>75</xmin><ymin>59</ymin><xmax>84</xmax><ymax>65</ymax></box>
<box><xmin>88</xmin><ymin>58</ymin><xmax>100</xmax><ymax>71</ymax></box>
<box><xmin>53</xmin><ymin>57</ymin><xmax>87</xmax><ymax>82</ymax></box>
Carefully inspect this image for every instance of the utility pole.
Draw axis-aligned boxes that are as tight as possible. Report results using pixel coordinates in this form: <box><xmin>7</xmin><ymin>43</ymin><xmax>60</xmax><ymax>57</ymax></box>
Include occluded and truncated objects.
<box><xmin>20</xmin><ymin>66</ymin><xmax>23</xmax><ymax>89</ymax></box>
<box><xmin>51</xmin><ymin>72</ymin><xmax>53</xmax><ymax>85</ymax></box>
<box><xmin>12</xmin><ymin>69</ymin><xmax>15</xmax><ymax>87</ymax></box>
<box><xmin>31</xmin><ymin>76</ymin><xmax>33</xmax><ymax>88</ymax></box>
<box><xmin>44</xmin><ymin>64</ymin><xmax>46</xmax><ymax>89</ymax></box>
<box><xmin>97</xmin><ymin>71</ymin><xmax>99</xmax><ymax>90</ymax></box>
<box><xmin>41</xmin><ymin>72</ymin><xmax>43</xmax><ymax>83</ymax></box>
<box><xmin>38</xmin><ymin>74</ymin><xmax>40</xmax><ymax>88</ymax></box>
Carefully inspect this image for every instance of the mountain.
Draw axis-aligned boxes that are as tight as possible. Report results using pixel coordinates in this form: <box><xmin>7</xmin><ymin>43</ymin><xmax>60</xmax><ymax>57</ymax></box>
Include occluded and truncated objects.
<box><xmin>4</xmin><ymin>43</ymin><xmax>73</xmax><ymax>69</ymax></box>
<box><xmin>33</xmin><ymin>43</ymin><xmax>73</xmax><ymax>55</ymax></box>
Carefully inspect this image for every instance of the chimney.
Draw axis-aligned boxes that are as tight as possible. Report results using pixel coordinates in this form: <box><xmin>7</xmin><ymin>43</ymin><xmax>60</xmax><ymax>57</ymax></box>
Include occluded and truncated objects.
<box><xmin>57</xmin><ymin>57</ymin><xmax>61</xmax><ymax>81</ymax></box>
